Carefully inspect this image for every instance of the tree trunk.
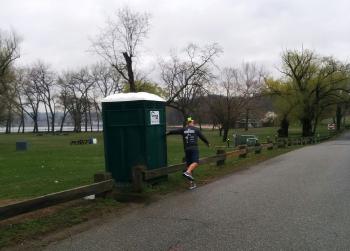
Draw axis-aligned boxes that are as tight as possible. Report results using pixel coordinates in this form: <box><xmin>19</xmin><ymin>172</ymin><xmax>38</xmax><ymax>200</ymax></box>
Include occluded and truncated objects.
<box><xmin>72</xmin><ymin>110</ymin><xmax>79</xmax><ymax>132</ymax></box>
<box><xmin>123</xmin><ymin>52</ymin><xmax>136</xmax><ymax>92</ymax></box>
<box><xmin>312</xmin><ymin>116</ymin><xmax>318</xmax><ymax>136</ymax></box>
<box><xmin>73</xmin><ymin>103</ymin><xmax>81</xmax><ymax>133</ymax></box>
<box><xmin>17</xmin><ymin>109</ymin><xmax>25</xmax><ymax>133</ymax></box>
<box><xmin>88</xmin><ymin>104</ymin><xmax>93</xmax><ymax>132</ymax></box>
<box><xmin>51</xmin><ymin>112</ymin><xmax>55</xmax><ymax>133</ymax></box>
<box><xmin>245</xmin><ymin>109</ymin><xmax>249</xmax><ymax>131</ymax></box>
<box><xmin>336</xmin><ymin>105</ymin><xmax>342</xmax><ymax>131</ymax></box>
<box><xmin>51</xmin><ymin>115</ymin><xmax>55</xmax><ymax>133</ymax></box>
<box><xmin>5</xmin><ymin>110</ymin><xmax>12</xmax><ymax>134</ymax></box>
<box><xmin>222</xmin><ymin>121</ymin><xmax>229</xmax><ymax>142</ymax></box>
<box><xmin>33</xmin><ymin>117</ymin><xmax>38</xmax><ymax>133</ymax></box>
<box><xmin>278</xmin><ymin>117</ymin><xmax>289</xmax><ymax>137</ymax></box>
<box><xmin>222</xmin><ymin>126</ymin><xmax>229</xmax><ymax>142</ymax></box>
<box><xmin>84</xmin><ymin>110</ymin><xmax>88</xmax><ymax>132</ymax></box>
<box><xmin>76</xmin><ymin>112</ymin><xmax>82</xmax><ymax>132</ymax></box>
<box><xmin>17</xmin><ymin>120</ymin><xmax>22</xmax><ymax>133</ymax></box>
<box><xmin>97</xmin><ymin>114</ymin><xmax>100</xmax><ymax>132</ymax></box>
<box><xmin>60</xmin><ymin>111</ymin><xmax>68</xmax><ymax>132</ymax></box>
<box><xmin>219</xmin><ymin>126</ymin><xmax>223</xmax><ymax>136</ymax></box>
<box><xmin>6</xmin><ymin>119</ymin><xmax>10</xmax><ymax>134</ymax></box>
<box><xmin>301</xmin><ymin>117</ymin><xmax>313</xmax><ymax>137</ymax></box>
<box><xmin>93</xmin><ymin>101</ymin><xmax>101</xmax><ymax>132</ymax></box>
<box><xmin>44</xmin><ymin>105</ymin><xmax>50</xmax><ymax>132</ymax></box>
<box><xmin>21</xmin><ymin>109</ymin><xmax>25</xmax><ymax>133</ymax></box>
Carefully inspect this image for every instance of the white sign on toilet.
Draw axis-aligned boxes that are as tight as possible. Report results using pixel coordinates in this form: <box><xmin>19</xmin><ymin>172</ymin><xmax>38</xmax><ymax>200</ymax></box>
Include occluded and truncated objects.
<box><xmin>150</xmin><ymin>111</ymin><xmax>160</xmax><ymax>125</ymax></box>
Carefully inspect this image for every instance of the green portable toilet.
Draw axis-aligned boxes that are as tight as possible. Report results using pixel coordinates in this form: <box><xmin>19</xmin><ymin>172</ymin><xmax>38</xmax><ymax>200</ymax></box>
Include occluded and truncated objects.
<box><xmin>101</xmin><ymin>92</ymin><xmax>167</xmax><ymax>184</ymax></box>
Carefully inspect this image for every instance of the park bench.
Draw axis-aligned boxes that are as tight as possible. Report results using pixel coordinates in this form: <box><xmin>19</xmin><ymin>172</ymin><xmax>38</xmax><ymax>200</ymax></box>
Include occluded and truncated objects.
<box><xmin>70</xmin><ymin>138</ymin><xmax>98</xmax><ymax>145</ymax></box>
<box><xmin>70</xmin><ymin>139</ymin><xmax>90</xmax><ymax>145</ymax></box>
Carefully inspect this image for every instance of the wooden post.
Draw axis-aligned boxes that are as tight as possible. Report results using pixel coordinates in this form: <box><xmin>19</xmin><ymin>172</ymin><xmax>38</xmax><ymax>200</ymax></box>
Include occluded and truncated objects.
<box><xmin>132</xmin><ymin>165</ymin><xmax>145</xmax><ymax>193</ymax></box>
<box><xmin>94</xmin><ymin>172</ymin><xmax>113</xmax><ymax>198</ymax></box>
<box><xmin>238</xmin><ymin>145</ymin><xmax>247</xmax><ymax>158</ymax></box>
<box><xmin>254</xmin><ymin>144</ymin><xmax>262</xmax><ymax>154</ymax></box>
<box><xmin>266</xmin><ymin>136</ymin><xmax>272</xmax><ymax>144</ymax></box>
<box><xmin>277</xmin><ymin>139</ymin><xmax>286</xmax><ymax>148</ymax></box>
<box><xmin>94</xmin><ymin>172</ymin><xmax>112</xmax><ymax>182</ymax></box>
<box><xmin>267</xmin><ymin>143</ymin><xmax>273</xmax><ymax>150</ymax></box>
<box><xmin>216</xmin><ymin>149</ymin><xmax>226</xmax><ymax>166</ymax></box>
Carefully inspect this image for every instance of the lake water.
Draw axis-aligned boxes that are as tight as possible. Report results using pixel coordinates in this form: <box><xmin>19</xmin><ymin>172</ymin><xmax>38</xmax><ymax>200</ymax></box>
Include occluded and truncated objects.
<box><xmin>0</xmin><ymin>126</ymin><xmax>103</xmax><ymax>133</ymax></box>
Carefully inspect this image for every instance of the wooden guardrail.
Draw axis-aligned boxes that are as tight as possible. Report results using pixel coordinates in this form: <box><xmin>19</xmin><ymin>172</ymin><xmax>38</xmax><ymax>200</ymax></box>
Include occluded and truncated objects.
<box><xmin>132</xmin><ymin>135</ymin><xmax>330</xmax><ymax>192</ymax></box>
<box><xmin>0</xmin><ymin>179</ymin><xmax>114</xmax><ymax>221</ymax></box>
<box><xmin>132</xmin><ymin>143</ymin><xmax>274</xmax><ymax>191</ymax></box>
<box><xmin>141</xmin><ymin>147</ymin><xmax>252</xmax><ymax>181</ymax></box>
<box><xmin>132</xmin><ymin>134</ymin><xmax>335</xmax><ymax>191</ymax></box>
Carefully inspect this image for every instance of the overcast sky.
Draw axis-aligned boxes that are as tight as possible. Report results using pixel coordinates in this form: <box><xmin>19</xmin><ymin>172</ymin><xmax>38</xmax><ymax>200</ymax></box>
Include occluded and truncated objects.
<box><xmin>1</xmin><ymin>0</ymin><xmax>349</xmax><ymax>78</ymax></box>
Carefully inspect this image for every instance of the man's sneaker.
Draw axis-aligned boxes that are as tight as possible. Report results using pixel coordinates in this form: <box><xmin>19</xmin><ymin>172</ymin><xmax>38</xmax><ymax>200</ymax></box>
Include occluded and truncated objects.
<box><xmin>189</xmin><ymin>182</ymin><xmax>197</xmax><ymax>190</ymax></box>
<box><xmin>183</xmin><ymin>171</ymin><xmax>194</xmax><ymax>181</ymax></box>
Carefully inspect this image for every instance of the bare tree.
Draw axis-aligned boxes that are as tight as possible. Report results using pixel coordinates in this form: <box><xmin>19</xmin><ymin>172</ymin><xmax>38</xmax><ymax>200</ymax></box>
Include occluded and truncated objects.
<box><xmin>73</xmin><ymin>68</ymin><xmax>95</xmax><ymax>132</ymax></box>
<box><xmin>57</xmin><ymin>76</ymin><xmax>72</xmax><ymax>132</ymax></box>
<box><xmin>209</xmin><ymin>67</ymin><xmax>246</xmax><ymax>141</ymax></box>
<box><xmin>90</xmin><ymin>62</ymin><xmax>122</xmax><ymax>131</ymax></box>
<box><xmin>236</xmin><ymin>62</ymin><xmax>265</xmax><ymax>131</ymax></box>
<box><xmin>91</xmin><ymin>62</ymin><xmax>122</xmax><ymax>97</ymax></box>
<box><xmin>161</xmin><ymin>43</ymin><xmax>222</xmax><ymax>123</ymax></box>
<box><xmin>92</xmin><ymin>6</ymin><xmax>150</xmax><ymax>92</ymax></box>
<box><xmin>21</xmin><ymin>67</ymin><xmax>42</xmax><ymax>133</ymax></box>
<box><xmin>62</xmin><ymin>68</ymin><xmax>95</xmax><ymax>132</ymax></box>
<box><xmin>32</xmin><ymin>61</ymin><xmax>58</xmax><ymax>133</ymax></box>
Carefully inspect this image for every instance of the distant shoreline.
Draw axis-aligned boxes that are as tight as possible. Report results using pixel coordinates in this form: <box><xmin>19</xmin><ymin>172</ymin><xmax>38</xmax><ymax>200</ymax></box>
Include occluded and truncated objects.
<box><xmin>0</xmin><ymin>126</ymin><xmax>103</xmax><ymax>133</ymax></box>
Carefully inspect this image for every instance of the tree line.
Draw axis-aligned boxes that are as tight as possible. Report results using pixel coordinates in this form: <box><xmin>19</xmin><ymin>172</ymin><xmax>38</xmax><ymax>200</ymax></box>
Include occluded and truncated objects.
<box><xmin>1</xmin><ymin>7</ymin><xmax>350</xmax><ymax>140</ymax></box>
<box><xmin>265</xmin><ymin>49</ymin><xmax>350</xmax><ymax>137</ymax></box>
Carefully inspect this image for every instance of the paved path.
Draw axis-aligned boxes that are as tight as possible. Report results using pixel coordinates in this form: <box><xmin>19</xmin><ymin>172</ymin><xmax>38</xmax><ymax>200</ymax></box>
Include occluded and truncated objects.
<box><xmin>46</xmin><ymin>133</ymin><xmax>350</xmax><ymax>250</ymax></box>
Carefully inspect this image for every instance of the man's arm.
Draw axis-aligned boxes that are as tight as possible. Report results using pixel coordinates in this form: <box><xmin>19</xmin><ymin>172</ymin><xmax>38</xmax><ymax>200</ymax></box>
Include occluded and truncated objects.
<box><xmin>166</xmin><ymin>127</ymin><xmax>183</xmax><ymax>136</ymax></box>
<box><xmin>197</xmin><ymin>130</ymin><xmax>210</xmax><ymax>146</ymax></box>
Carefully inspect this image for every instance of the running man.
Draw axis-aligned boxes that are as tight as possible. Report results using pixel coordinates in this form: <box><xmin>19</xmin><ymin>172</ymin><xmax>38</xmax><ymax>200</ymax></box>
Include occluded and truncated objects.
<box><xmin>166</xmin><ymin>117</ymin><xmax>210</xmax><ymax>184</ymax></box>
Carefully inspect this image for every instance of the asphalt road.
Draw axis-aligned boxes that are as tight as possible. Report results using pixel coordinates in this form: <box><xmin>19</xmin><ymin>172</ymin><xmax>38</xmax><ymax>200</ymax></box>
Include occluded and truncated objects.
<box><xmin>46</xmin><ymin>133</ymin><xmax>350</xmax><ymax>250</ymax></box>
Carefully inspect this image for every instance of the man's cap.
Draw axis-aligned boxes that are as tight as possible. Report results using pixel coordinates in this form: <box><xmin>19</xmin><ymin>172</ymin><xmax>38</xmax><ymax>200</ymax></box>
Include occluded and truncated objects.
<box><xmin>187</xmin><ymin>117</ymin><xmax>194</xmax><ymax>123</ymax></box>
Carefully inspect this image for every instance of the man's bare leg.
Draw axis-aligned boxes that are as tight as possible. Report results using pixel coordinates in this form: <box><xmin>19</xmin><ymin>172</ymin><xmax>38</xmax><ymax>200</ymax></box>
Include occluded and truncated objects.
<box><xmin>186</xmin><ymin>163</ymin><xmax>198</xmax><ymax>189</ymax></box>
<box><xmin>186</xmin><ymin>162</ymin><xmax>198</xmax><ymax>174</ymax></box>
<box><xmin>183</xmin><ymin>162</ymin><xmax>198</xmax><ymax>182</ymax></box>
<box><xmin>181</xmin><ymin>163</ymin><xmax>198</xmax><ymax>189</ymax></box>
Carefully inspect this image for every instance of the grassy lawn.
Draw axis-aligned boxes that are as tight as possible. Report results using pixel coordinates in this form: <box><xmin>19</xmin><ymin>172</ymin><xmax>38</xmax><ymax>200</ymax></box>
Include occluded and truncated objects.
<box><xmin>0</xmin><ymin>132</ymin><xmax>105</xmax><ymax>200</ymax></box>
